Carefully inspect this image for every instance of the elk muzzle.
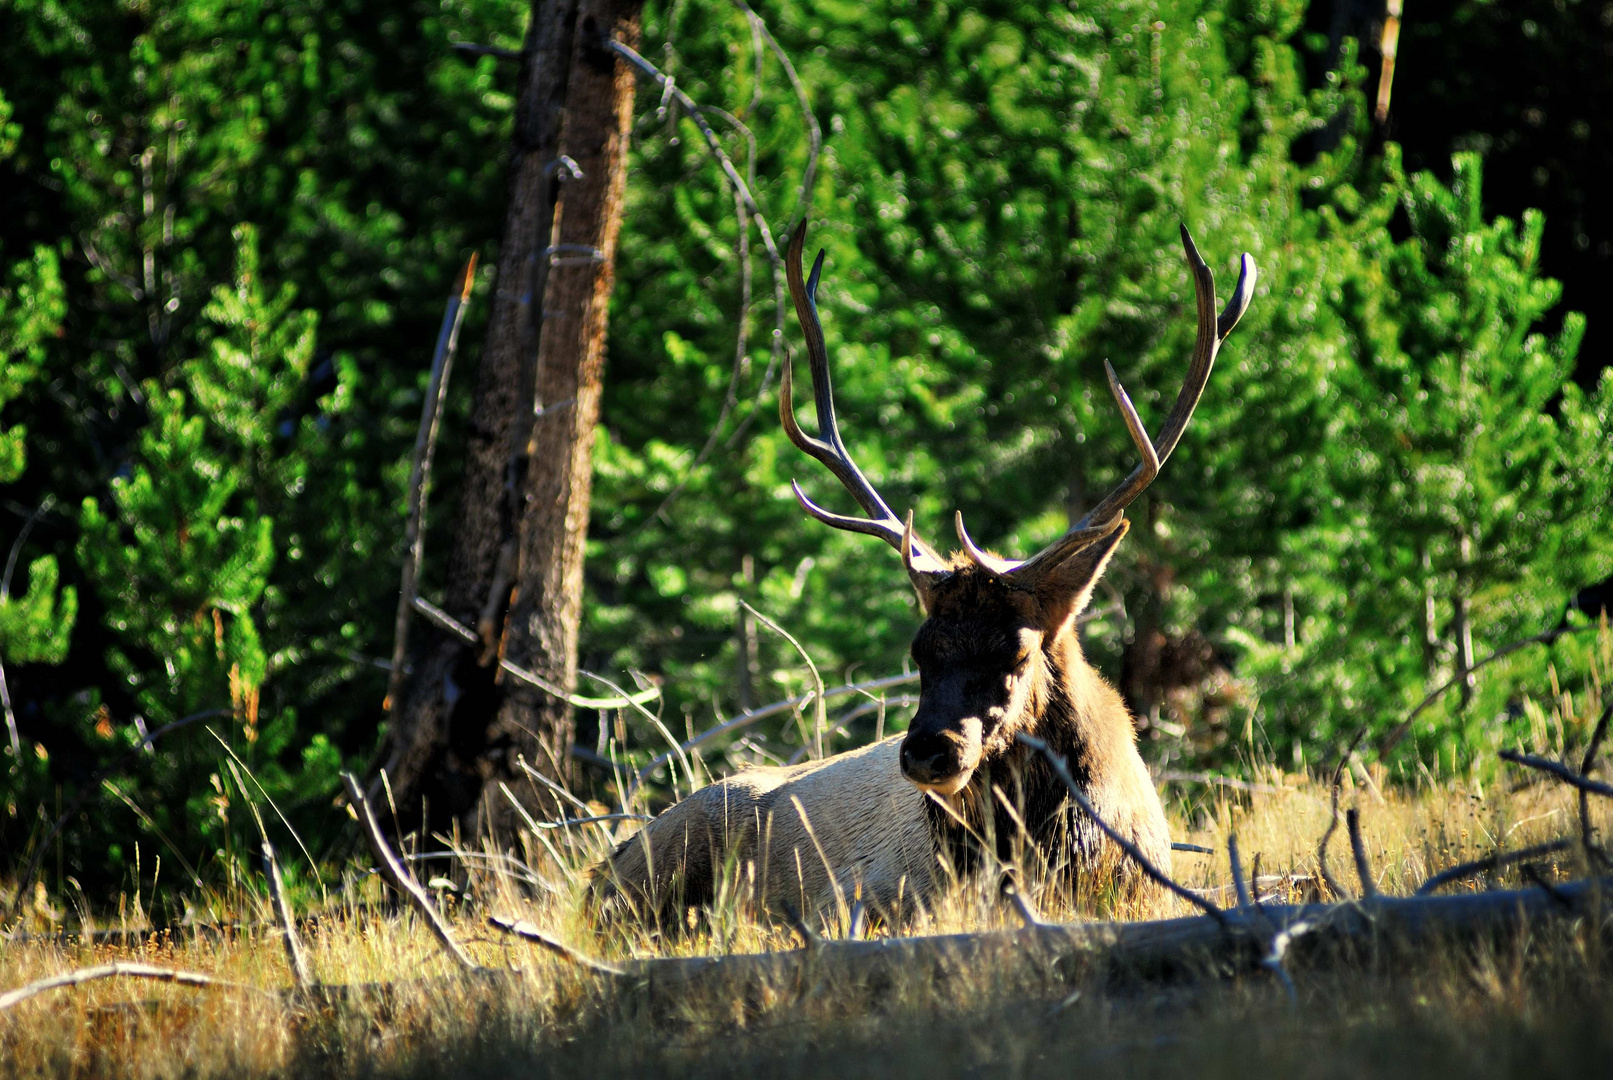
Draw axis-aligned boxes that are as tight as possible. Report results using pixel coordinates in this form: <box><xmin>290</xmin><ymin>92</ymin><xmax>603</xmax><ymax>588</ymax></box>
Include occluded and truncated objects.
<box><xmin>899</xmin><ymin>708</ymin><xmax>983</xmax><ymax>796</ymax></box>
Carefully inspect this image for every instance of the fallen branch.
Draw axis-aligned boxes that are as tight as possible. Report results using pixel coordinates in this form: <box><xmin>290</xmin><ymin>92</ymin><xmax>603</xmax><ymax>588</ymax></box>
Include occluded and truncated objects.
<box><xmin>340</xmin><ymin>773</ymin><xmax>480</xmax><ymax>972</ymax></box>
<box><xmin>605</xmin><ymin>877</ymin><xmax>1613</xmax><ymax>1000</ymax></box>
<box><xmin>1016</xmin><ymin>733</ymin><xmax>1227</xmax><ymax>924</ymax></box>
<box><xmin>1316</xmin><ymin>728</ymin><xmax>1368</xmax><ymax>899</ymax></box>
<box><xmin>1580</xmin><ymin>703</ymin><xmax>1612</xmax><ymax>865</ymax></box>
<box><xmin>633</xmin><ymin>672</ymin><xmax>919</xmax><ymax>787</ymax></box>
<box><xmin>487</xmin><ymin>915</ymin><xmax>626</xmax><ymax>977</ymax></box>
<box><xmin>411</xmin><ymin>597</ymin><xmax>659</xmax><ymax>710</ymax></box>
<box><xmin>262</xmin><ymin>842</ymin><xmax>313</xmax><ymax>990</ymax></box>
<box><xmin>1228</xmin><ymin>835</ymin><xmax>1253</xmax><ymax>911</ymax></box>
<box><xmin>1499</xmin><ymin>749</ymin><xmax>1613</xmax><ymax>800</ymax></box>
<box><xmin>385</xmin><ymin>255</ymin><xmax>478</xmax><ymax>716</ymax></box>
<box><xmin>1346</xmin><ymin>808</ymin><xmax>1378</xmax><ymax>897</ymax></box>
<box><xmin>0</xmin><ymin>963</ymin><xmax>274</xmax><ymax>1012</ymax></box>
<box><xmin>1415</xmin><ymin>838</ymin><xmax>1575</xmax><ymax>896</ymax></box>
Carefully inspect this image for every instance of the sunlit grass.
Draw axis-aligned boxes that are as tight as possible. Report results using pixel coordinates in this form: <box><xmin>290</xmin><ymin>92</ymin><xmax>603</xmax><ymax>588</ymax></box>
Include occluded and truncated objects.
<box><xmin>4</xmin><ymin>755</ymin><xmax>1609</xmax><ymax>1079</ymax></box>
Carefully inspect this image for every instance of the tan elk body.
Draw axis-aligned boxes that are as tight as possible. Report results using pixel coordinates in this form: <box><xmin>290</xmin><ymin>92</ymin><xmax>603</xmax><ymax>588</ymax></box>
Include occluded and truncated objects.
<box><xmin>590</xmin><ymin>221</ymin><xmax>1255</xmax><ymax>929</ymax></box>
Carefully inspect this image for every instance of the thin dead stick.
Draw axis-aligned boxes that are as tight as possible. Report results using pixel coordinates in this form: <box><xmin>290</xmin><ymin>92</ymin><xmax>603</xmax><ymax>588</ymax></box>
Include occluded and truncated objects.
<box><xmin>602</xmin><ymin>38</ymin><xmax>781</xmax><ymax>283</ymax></box>
<box><xmin>5</xmin><ymin>707</ymin><xmax>232</xmax><ymax>921</ymax></box>
<box><xmin>579</xmin><ymin>669</ymin><xmax>694</xmax><ymax>795</ymax></box>
<box><xmin>487</xmin><ymin>915</ymin><xmax>625</xmax><ymax>977</ymax></box>
<box><xmin>1316</xmin><ymin>728</ymin><xmax>1367</xmax><ymax>899</ymax></box>
<box><xmin>603</xmin><ymin>34</ymin><xmax>793</xmax><ymax>457</ymax></box>
<box><xmin>520</xmin><ymin>812</ymin><xmax>649</xmax><ymax>830</ymax></box>
<box><xmin>412</xmin><ymin>597</ymin><xmax>658</xmax><ymax>709</ymax></box>
<box><xmin>340</xmin><ymin>773</ymin><xmax>479</xmax><ymax>972</ymax></box>
<box><xmin>385</xmin><ymin>254</ymin><xmax>478</xmax><ymax>715</ymax></box>
<box><xmin>517</xmin><ymin>756</ymin><xmax>593</xmax><ymax>814</ymax></box>
<box><xmin>262</xmin><ymin>843</ymin><xmax>313</xmax><ymax>990</ymax></box>
<box><xmin>208</xmin><ymin>726</ymin><xmax>323</xmax><ymax>889</ymax></box>
<box><xmin>1173</xmin><ymin>842</ymin><xmax>1215</xmax><ymax>855</ymax></box>
<box><xmin>1192</xmin><ymin>874</ymin><xmax>1316</xmax><ymax>904</ymax></box>
<box><xmin>731</xmin><ymin>0</ymin><xmax>820</xmax><ymax>227</ymax></box>
<box><xmin>742</xmin><ymin>600</ymin><xmax>827</xmax><ymax>760</ymax></box>
<box><xmin>1499</xmin><ymin>749</ymin><xmax>1613</xmax><ymax>800</ymax></box>
<box><xmin>1346</xmin><ymin>808</ymin><xmax>1378</xmax><ymax>897</ymax></box>
<box><xmin>634</xmin><ymin>672</ymin><xmax>919</xmax><ymax>788</ymax></box>
<box><xmin>1378</xmin><ymin>625</ymin><xmax>1596</xmax><ymax>757</ymax></box>
<box><xmin>1002</xmin><ymin>880</ymin><xmax>1045</xmax><ymax>929</ymax></box>
<box><xmin>1016</xmin><ymin>733</ymin><xmax>1227</xmax><ymax>924</ymax></box>
<box><xmin>1579</xmin><ymin>703</ymin><xmax>1612</xmax><ymax>863</ymax></box>
<box><xmin>0</xmin><ymin>654</ymin><xmax>16</xmax><ymax>758</ymax></box>
<box><xmin>0</xmin><ymin>963</ymin><xmax>274</xmax><ymax>1012</ymax></box>
<box><xmin>1415</xmin><ymin>838</ymin><xmax>1574</xmax><ymax>896</ymax></box>
<box><xmin>1228</xmin><ymin>835</ymin><xmax>1253</xmax><ymax>911</ymax></box>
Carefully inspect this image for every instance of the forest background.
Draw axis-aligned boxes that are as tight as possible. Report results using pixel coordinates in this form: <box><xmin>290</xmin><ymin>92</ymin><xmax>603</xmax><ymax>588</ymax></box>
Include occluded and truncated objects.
<box><xmin>1</xmin><ymin>0</ymin><xmax>1611</xmax><ymax>904</ymax></box>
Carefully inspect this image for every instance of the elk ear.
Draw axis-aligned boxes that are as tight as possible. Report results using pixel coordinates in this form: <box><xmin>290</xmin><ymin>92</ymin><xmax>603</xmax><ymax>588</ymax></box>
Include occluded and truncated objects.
<box><xmin>1031</xmin><ymin>518</ymin><xmax>1129</xmax><ymax>631</ymax></box>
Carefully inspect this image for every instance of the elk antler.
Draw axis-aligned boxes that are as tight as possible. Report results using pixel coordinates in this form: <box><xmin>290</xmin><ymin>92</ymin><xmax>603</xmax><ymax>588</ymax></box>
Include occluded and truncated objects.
<box><xmin>981</xmin><ymin>225</ymin><xmax>1257</xmax><ymax>584</ymax></box>
<box><xmin>782</xmin><ymin>220</ymin><xmax>1256</xmax><ymax>590</ymax></box>
<box><xmin>780</xmin><ymin>221</ymin><xmax>949</xmax><ymax>579</ymax></box>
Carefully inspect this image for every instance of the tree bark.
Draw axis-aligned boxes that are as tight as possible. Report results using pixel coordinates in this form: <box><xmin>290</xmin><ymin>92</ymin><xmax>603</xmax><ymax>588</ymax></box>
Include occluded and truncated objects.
<box><xmin>477</xmin><ymin>0</ymin><xmax>642</xmax><ymax>835</ymax></box>
<box><xmin>379</xmin><ymin>0</ymin><xmax>641</xmax><ymax>840</ymax></box>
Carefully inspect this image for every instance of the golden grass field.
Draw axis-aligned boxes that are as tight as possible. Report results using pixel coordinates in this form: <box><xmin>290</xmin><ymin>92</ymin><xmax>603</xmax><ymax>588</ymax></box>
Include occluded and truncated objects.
<box><xmin>5</xmin><ymin>746</ymin><xmax>1612</xmax><ymax>1080</ymax></box>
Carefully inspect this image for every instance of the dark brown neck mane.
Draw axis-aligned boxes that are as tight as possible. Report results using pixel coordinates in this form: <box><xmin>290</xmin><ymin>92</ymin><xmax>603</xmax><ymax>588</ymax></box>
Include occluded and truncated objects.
<box><xmin>923</xmin><ymin>628</ymin><xmax>1116</xmax><ymax>884</ymax></box>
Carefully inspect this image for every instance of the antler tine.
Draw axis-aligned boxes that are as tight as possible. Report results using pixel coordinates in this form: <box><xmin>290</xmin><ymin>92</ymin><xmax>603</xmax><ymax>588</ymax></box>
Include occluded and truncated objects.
<box><xmin>1071</xmin><ymin>225</ymin><xmax>1257</xmax><ymax>532</ymax></box>
<box><xmin>954</xmin><ymin>511</ymin><xmax>1020</xmax><ymax>574</ymax></box>
<box><xmin>782</xmin><ymin>221</ymin><xmax>946</xmax><ymax>571</ymax></box>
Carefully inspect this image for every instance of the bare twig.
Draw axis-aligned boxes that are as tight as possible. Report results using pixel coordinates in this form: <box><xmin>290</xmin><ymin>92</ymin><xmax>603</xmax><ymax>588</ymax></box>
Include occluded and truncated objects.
<box><xmin>1499</xmin><ymin>749</ymin><xmax>1613</xmax><ymax>800</ymax></box>
<box><xmin>1002</xmin><ymin>879</ymin><xmax>1046</xmax><ymax>928</ymax></box>
<box><xmin>385</xmin><ymin>254</ymin><xmax>478</xmax><ymax>716</ymax></box>
<box><xmin>1346</xmin><ymin>808</ymin><xmax>1377</xmax><ymax>897</ymax></box>
<box><xmin>340</xmin><ymin>773</ymin><xmax>479</xmax><ymax>972</ymax></box>
<box><xmin>781</xmin><ymin>901</ymin><xmax>824</xmax><ymax>949</ymax></box>
<box><xmin>261</xmin><ymin>843</ymin><xmax>313</xmax><ymax>990</ymax></box>
<box><xmin>632</xmin><ymin>672</ymin><xmax>919</xmax><ymax>788</ymax></box>
<box><xmin>411</xmin><ymin>597</ymin><xmax>659</xmax><ymax>710</ymax></box>
<box><xmin>1228</xmin><ymin>835</ymin><xmax>1253</xmax><ymax>911</ymax></box>
<box><xmin>0</xmin><ymin>655</ymin><xmax>16</xmax><ymax>758</ymax></box>
<box><xmin>1261</xmin><ymin>917</ymin><xmax>1314</xmax><ymax>1004</ymax></box>
<box><xmin>1521</xmin><ymin>864</ymin><xmax>1573</xmax><ymax>909</ymax></box>
<box><xmin>603</xmin><ymin>34</ymin><xmax>792</xmax><ymax>464</ymax></box>
<box><xmin>0</xmin><ymin>963</ymin><xmax>274</xmax><ymax>1012</ymax></box>
<box><xmin>1016</xmin><ymin>733</ymin><xmax>1227</xmax><ymax>923</ymax></box>
<box><xmin>1579</xmin><ymin>703</ymin><xmax>1612</xmax><ymax>865</ymax></box>
<box><xmin>1415</xmin><ymin>839</ymin><xmax>1574</xmax><ymax>896</ymax></box>
<box><xmin>1378</xmin><ymin>625</ymin><xmax>1596</xmax><ymax>757</ymax></box>
<box><xmin>742</xmin><ymin>600</ymin><xmax>826</xmax><ymax>759</ymax></box>
<box><xmin>487</xmin><ymin>915</ymin><xmax>626</xmax><ymax>977</ymax></box>
<box><xmin>1316</xmin><ymin>728</ymin><xmax>1367</xmax><ymax>899</ymax></box>
<box><xmin>5</xmin><ymin>707</ymin><xmax>233</xmax><ymax>922</ymax></box>
<box><xmin>1172</xmin><ymin>842</ymin><xmax>1215</xmax><ymax>855</ymax></box>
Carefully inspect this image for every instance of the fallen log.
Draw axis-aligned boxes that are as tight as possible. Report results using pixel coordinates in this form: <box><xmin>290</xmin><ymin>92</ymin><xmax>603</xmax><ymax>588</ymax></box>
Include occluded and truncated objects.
<box><xmin>594</xmin><ymin>876</ymin><xmax>1611</xmax><ymax>1001</ymax></box>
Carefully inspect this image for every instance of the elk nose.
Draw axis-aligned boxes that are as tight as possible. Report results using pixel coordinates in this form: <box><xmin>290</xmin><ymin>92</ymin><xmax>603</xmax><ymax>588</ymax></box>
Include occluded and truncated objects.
<box><xmin>901</xmin><ymin>743</ymin><xmax>952</xmax><ymax>785</ymax></box>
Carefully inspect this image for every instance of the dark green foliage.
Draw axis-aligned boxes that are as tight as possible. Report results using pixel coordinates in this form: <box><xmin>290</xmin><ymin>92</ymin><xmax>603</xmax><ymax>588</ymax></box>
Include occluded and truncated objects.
<box><xmin>0</xmin><ymin>0</ymin><xmax>1607</xmax><ymax>900</ymax></box>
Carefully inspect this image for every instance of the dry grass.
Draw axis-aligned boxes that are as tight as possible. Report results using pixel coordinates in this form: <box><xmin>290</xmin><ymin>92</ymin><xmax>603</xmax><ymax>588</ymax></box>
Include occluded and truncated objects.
<box><xmin>4</xmin><ymin>759</ymin><xmax>1611</xmax><ymax>1079</ymax></box>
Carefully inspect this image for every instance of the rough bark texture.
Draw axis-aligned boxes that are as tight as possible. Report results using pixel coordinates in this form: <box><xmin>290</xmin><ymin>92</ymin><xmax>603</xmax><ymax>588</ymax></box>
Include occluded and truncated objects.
<box><xmin>379</xmin><ymin>0</ymin><xmax>641</xmax><ymax>840</ymax></box>
<box><xmin>478</xmin><ymin>0</ymin><xmax>642</xmax><ymax>836</ymax></box>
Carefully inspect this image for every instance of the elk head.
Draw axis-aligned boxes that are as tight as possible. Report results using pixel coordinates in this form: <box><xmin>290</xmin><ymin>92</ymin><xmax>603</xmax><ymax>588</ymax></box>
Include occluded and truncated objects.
<box><xmin>780</xmin><ymin>222</ymin><xmax>1256</xmax><ymax>796</ymax></box>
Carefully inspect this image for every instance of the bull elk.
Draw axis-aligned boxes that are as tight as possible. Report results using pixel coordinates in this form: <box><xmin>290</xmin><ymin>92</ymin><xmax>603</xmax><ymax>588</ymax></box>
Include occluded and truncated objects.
<box><xmin>590</xmin><ymin>221</ymin><xmax>1255</xmax><ymax>930</ymax></box>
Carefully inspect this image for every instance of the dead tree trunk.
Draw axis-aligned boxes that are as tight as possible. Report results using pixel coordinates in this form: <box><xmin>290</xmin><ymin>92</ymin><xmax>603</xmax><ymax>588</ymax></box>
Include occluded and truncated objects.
<box><xmin>479</xmin><ymin>0</ymin><xmax>642</xmax><ymax>834</ymax></box>
<box><xmin>379</xmin><ymin>0</ymin><xmax>641</xmax><ymax>839</ymax></box>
